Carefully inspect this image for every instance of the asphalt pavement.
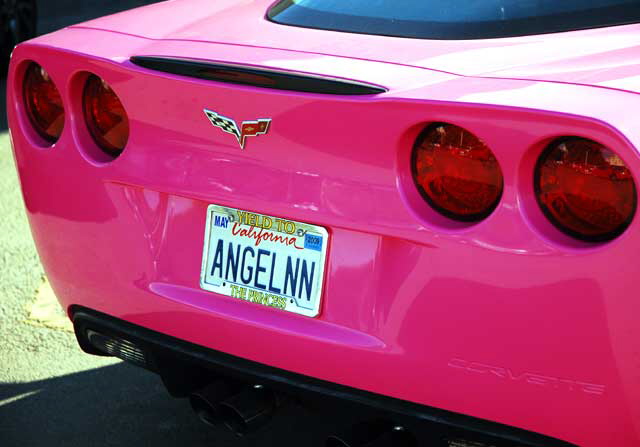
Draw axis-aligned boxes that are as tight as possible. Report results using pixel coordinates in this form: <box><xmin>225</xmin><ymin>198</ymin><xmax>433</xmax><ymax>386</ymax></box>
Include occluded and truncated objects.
<box><xmin>0</xmin><ymin>2</ymin><xmax>334</xmax><ymax>446</ymax></box>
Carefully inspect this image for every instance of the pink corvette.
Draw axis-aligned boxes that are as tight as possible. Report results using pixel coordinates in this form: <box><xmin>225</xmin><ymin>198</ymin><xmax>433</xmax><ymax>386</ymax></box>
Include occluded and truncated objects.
<box><xmin>8</xmin><ymin>0</ymin><xmax>640</xmax><ymax>445</ymax></box>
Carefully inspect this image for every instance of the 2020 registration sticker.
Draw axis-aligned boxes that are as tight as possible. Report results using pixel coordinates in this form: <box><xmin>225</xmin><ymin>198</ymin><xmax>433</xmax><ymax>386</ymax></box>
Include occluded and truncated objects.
<box><xmin>200</xmin><ymin>204</ymin><xmax>329</xmax><ymax>317</ymax></box>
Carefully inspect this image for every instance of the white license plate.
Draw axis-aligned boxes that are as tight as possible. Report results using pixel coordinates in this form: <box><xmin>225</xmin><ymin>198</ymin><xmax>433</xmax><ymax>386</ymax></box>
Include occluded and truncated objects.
<box><xmin>200</xmin><ymin>204</ymin><xmax>329</xmax><ymax>317</ymax></box>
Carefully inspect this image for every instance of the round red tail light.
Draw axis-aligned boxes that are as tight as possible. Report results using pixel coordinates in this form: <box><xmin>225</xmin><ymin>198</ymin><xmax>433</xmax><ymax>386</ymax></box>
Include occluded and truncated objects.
<box><xmin>83</xmin><ymin>74</ymin><xmax>129</xmax><ymax>157</ymax></box>
<box><xmin>23</xmin><ymin>63</ymin><xmax>64</xmax><ymax>143</ymax></box>
<box><xmin>535</xmin><ymin>137</ymin><xmax>637</xmax><ymax>242</ymax></box>
<box><xmin>412</xmin><ymin>123</ymin><xmax>504</xmax><ymax>221</ymax></box>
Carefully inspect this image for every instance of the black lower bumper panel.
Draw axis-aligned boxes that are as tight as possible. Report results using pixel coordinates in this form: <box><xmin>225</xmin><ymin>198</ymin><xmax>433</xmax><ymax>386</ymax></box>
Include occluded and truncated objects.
<box><xmin>71</xmin><ymin>306</ymin><xmax>576</xmax><ymax>447</ymax></box>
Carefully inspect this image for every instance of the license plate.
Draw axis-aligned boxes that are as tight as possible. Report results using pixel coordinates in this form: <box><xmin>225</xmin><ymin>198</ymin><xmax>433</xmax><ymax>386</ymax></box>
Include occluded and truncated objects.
<box><xmin>200</xmin><ymin>204</ymin><xmax>329</xmax><ymax>317</ymax></box>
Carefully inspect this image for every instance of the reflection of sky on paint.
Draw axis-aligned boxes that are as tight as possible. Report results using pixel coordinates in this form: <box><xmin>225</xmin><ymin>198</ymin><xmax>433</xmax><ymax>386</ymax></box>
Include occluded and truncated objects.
<box><xmin>289</xmin><ymin>0</ymin><xmax>636</xmax><ymax>22</ymax></box>
<box><xmin>417</xmin><ymin>33</ymin><xmax>640</xmax><ymax>74</ymax></box>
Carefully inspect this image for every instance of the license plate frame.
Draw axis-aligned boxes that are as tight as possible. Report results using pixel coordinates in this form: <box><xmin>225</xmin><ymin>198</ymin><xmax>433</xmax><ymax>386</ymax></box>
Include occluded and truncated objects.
<box><xmin>200</xmin><ymin>204</ymin><xmax>329</xmax><ymax>317</ymax></box>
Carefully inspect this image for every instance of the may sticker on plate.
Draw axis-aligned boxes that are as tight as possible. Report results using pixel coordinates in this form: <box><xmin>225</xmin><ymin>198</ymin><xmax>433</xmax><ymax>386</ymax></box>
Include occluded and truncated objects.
<box><xmin>200</xmin><ymin>204</ymin><xmax>329</xmax><ymax>317</ymax></box>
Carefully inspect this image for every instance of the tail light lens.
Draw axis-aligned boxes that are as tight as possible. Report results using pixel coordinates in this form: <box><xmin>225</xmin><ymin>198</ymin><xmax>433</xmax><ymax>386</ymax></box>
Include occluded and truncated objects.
<box><xmin>412</xmin><ymin>123</ymin><xmax>503</xmax><ymax>221</ymax></box>
<box><xmin>535</xmin><ymin>137</ymin><xmax>637</xmax><ymax>242</ymax></box>
<box><xmin>23</xmin><ymin>63</ymin><xmax>64</xmax><ymax>143</ymax></box>
<box><xmin>83</xmin><ymin>74</ymin><xmax>129</xmax><ymax>157</ymax></box>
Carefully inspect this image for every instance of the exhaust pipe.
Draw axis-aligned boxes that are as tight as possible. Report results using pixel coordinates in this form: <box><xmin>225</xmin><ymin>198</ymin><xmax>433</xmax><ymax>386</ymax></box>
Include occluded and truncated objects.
<box><xmin>189</xmin><ymin>382</ymin><xmax>282</xmax><ymax>436</ymax></box>
<box><xmin>217</xmin><ymin>384</ymin><xmax>281</xmax><ymax>436</ymax></box>
<box><xmin>189</xmin><ymin>380</ymin><xmax>242</xmax><ymax>427</ymax></box>
<box><xmin>326</xmin><ymin>420</ymin><xmax>417</xmax><ymax>447</ymax></box>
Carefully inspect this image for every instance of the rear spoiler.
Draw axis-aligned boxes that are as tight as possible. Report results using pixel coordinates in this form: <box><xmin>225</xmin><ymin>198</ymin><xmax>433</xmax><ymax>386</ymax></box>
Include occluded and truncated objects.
<box><xmin>130</xmin><ymin>56</ymin><xmax>388</xmax><ymax>95</ymax></box>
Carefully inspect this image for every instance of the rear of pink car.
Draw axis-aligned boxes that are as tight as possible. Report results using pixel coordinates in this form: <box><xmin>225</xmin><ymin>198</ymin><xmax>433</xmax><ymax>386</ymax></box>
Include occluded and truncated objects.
<box><xmin>8</xmin><ymin>0</ymin><xmax>640</xmax><ymax>445</ymax></box>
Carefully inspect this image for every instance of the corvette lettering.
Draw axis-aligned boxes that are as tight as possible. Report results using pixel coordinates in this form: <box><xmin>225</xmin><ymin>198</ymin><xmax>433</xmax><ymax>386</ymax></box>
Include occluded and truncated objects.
<box><xmin>448</xmin><ymin>358</ymin><xmax>606</xmax><ymax>396</ymax></box>
<box><xmin>204</xmin><ymin>109</ymin><xmax>271</xmax><ymax>149</ymax></box>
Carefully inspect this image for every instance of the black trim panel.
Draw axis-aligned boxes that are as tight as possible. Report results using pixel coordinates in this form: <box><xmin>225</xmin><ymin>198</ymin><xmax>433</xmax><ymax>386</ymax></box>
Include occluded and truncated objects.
<box><xmin>71</xmin><ymin>306</ymin><xmax>577</xmax><ymax>447</ymax></box>
<box><xmin>129</xmin><ymin>56</ymin><xmax>387</xmax><ymax>95</ymax></box>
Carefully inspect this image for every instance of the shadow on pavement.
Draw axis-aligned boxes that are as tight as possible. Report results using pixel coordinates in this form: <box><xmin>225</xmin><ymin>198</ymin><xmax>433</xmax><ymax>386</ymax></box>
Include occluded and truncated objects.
<box><xmin>0</xmin><ymin>361</ymin><xmax>332</xmax><ymax>447</ymax></box>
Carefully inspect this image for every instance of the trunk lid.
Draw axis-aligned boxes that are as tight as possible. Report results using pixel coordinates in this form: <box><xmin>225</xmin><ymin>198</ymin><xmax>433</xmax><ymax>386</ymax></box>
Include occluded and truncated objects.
<box><xmin>75</xmin><ymin>0</ymin><xmax>640</xmax><ymax>94</ymax></box>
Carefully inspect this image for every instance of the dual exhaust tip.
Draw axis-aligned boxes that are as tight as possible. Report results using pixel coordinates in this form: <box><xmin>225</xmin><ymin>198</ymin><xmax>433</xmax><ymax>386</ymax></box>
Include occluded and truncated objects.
<box><xmin>188</xmin><ymin>380</ymin><xmax>415</xmax><ymax>446</ymax></box>
<box><xmin>189</xmin><ymin>380</ymin><xmax>279</xmax><ymax>436</ymax></box>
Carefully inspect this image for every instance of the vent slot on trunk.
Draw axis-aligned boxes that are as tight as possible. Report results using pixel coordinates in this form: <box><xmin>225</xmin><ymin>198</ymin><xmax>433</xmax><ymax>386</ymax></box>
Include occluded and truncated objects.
<box><xmin>130</xmin><ymin>56</ymin><xmax>387</xmax><ymax>95</ymax></box>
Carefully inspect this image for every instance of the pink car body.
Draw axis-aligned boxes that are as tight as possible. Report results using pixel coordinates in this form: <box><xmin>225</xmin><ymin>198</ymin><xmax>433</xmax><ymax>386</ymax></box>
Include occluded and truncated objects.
<box><xmin>8</xmin><ymin>0</ymin><xmax>640</xmax><ymax>445</ymax></box>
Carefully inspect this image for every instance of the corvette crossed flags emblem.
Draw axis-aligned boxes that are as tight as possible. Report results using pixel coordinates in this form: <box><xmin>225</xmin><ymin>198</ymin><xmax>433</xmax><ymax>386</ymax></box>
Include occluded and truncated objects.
<box><xmin>204</xmin><ymin>109</ymin><xmax>271</xmax><ymax>149</ymax></box>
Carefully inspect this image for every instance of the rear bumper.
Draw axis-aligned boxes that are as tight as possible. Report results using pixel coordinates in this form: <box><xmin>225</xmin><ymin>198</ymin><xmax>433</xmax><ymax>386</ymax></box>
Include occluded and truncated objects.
<box><xmin>72</xmin><ymin>306</ymin><xmax>574</xmax><ymax>447</ymax></box>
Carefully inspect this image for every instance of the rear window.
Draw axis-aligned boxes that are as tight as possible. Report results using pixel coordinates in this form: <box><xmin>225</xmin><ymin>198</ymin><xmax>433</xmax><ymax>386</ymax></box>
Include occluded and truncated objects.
<box><xmin>268</xmin><ymin>0</ymin><xmax>640</xmax><ymax>40</ymax></box>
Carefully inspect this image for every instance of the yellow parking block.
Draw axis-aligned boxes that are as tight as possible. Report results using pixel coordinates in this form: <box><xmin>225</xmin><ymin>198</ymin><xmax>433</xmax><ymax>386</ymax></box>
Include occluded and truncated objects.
<box><xmin>26</xmin><ymin>277</ymin><xmax>74</xmax><ymax>333</ymax></box>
